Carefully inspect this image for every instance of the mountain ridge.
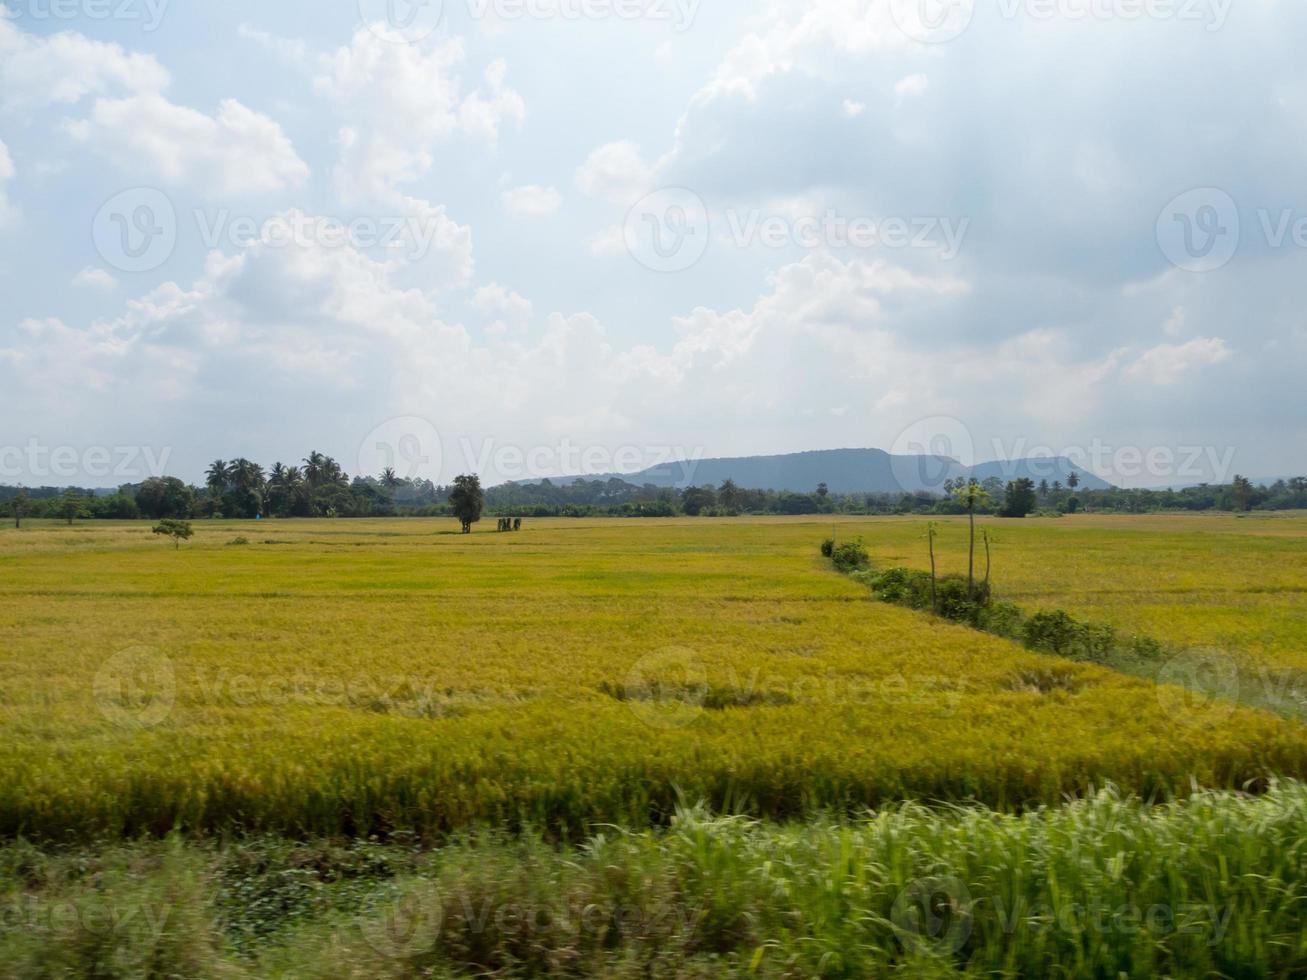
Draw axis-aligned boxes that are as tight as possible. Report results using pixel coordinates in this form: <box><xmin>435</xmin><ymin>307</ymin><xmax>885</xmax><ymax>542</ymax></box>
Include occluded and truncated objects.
<box><xmin>509</xmin><ymin>447</ymin><xmax>1113</xmax><ymax>493</ymax></box>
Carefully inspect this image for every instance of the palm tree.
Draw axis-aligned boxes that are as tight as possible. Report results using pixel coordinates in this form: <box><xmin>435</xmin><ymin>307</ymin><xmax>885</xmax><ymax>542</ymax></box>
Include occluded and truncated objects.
<box><xmin>205</xmin><ymin>460</ymin><xmax>230</xmax><ymax>494</ymax></box>
<box><xmin>381</xmin><ymin>467</ymin><xmax>400</xmax><ymax>491</ymax></box>
<box><xmin>303</xmin><ymin>451</ymin><xmax>326</xmax><ymax>488</ymax></box>
<box><xmin>230</xmin><ymin>458</ymin><xmax>265</xmax><ymax>492</ymax></box>
<box><xmin>951</xmin><ymin>480</ymin><xmax>992</xmax><ymax>596</ymax></box>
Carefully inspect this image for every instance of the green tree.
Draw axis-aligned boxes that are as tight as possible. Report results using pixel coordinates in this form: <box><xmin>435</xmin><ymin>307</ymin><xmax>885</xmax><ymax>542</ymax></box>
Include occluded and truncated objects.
<box><xmin>951</xmin><ymin>480</ymin><xmax>992</xmax><ymax>596</ymax></box>
<box><xmin>1067</xmin><ymin>471</ymin><xmax>1080</xmax><ymax>491</ymax></box>
<box><xmin>10</xmin><ymin>488</ymin><xmax>28</xmax><ymax>528</ymax></box>
<box><xmin>205</xmin><ymin>460</ymin><xmax>230</xmax><ymax>495</ymax></box>
<box><xmin>135</xmin><ymin>477</ymin><xmax>195</xmax><ymax>519</ymax></box>
<box><xmin>718</xmin><ymin>478</ymin><xmax>742</xmax><ymax>513</ymax></box>
<box><xmin>1000</xmin><ymin>478</ymin><xmax>1038</xmax><ymax>518</ymax></box>
<box><xmin>57</xmin><ymin>490</ymin><xmax>90</xmax><ymax>525</ymax></box>
<box><xmin>449</xmin><ymin>474</ymin><xmax>484</xmax><ymax>533</ymax></box>
<box><xmin>680</xmin><ymin>485</ymin><xmax>717</xmax><ymax>516</ymax></box>
<box><xmin>152</xmin><ymin>519</ymin><xmax>194</xmax><ymax>549</ymax></box>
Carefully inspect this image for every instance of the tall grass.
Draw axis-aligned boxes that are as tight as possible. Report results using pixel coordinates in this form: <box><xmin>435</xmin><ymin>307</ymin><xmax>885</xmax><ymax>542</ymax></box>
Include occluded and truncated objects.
<box><xmin>2</xmin><ymin>783</ymin><xmax>1305</xmax><ymax>977</ymax></box>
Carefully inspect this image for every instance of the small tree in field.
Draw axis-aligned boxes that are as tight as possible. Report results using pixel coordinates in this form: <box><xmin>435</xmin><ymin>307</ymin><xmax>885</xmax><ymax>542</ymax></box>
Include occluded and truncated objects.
<box><xmin>153</xmin><ymin>519</ymin><xmax>194</xmax><ymax>549</ymax></box>
<box><xmin>951</xmin><ymin>480</ymin><xmax>992</xmax><ymax>597</ymax></box>
<box><xmin>449</xmin><ymin>474</ymin><xmax>484</xmax><ymax>533</ymax></box>
<box><xmin>57</xmin><ymin>490</ymin><xmax>90</xmax><ymax>525</ymax></box>
<box><xmin>10</xmin><ymin>489</ymin><xmax>28</xmax><ymax>528</ymax></box>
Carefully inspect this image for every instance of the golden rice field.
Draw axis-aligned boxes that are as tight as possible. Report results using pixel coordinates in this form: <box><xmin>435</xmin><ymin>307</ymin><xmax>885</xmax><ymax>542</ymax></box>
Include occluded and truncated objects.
<box><xmin>1</xmin><ymin>515</ymin><xmax>1305</xmax><ymax>841</ymax></box>
<box><xmin>854</xmin><ymin>512</ymin><xmax>1307</xmax><ymax>674</ymax></box>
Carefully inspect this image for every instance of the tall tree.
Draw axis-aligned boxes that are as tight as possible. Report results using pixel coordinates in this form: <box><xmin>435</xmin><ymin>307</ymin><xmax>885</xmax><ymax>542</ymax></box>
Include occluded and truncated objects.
<box><xmin>205</xmin><ymin>460</ymin><xmax>230</xmax><ymax>494</ymax></box>
<box><xmin>449</xmin><ymin>474</ymin><xmax>484</xmax><ymax>533</ymax></box>
<box><xmin>10</xmin><ymin>488</ymin><xmax>29</xmax><ymax>528</ymax></box>
<box><xmin>951</xmin><ymin>480</ymin><xmax>992</xmax><ymax>596</ymax></box>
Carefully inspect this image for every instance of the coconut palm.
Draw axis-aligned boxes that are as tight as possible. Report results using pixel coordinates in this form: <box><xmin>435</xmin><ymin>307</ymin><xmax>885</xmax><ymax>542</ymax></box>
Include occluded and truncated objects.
<box><xmin>205</xmin><ymin>460</ymin><xmax>230</xmax><ymax>494</ymax></box>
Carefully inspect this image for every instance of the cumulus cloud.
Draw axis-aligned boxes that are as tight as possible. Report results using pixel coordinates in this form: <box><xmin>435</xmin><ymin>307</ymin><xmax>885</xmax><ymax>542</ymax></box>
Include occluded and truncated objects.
<box><xmin>72</xmin><ymin>266</ymin><xmax>117</xmax><ymax>290</ymax></box>
<box><xmin>2</xmin><ymin>18</ymin><xmax>306</xmax><ymax>195</ymax></box>
<box><xmin>575</xmin><ymin>141</ymin><xmax>653</xmax><ymax>203</ymax></box>
<box><xmin>502</xmin><ymin>184</ymin><xmax>561</xmax><ymax>218</ymax></box>
<box><xmin>0</xmin><ymin>17</ymin><xmax>168</xmax><ymax>110</ymax></box>
<box><xmin>66</xmin><ymin>95</ymin><xmax>309</xmax><ymax>195</ymax></box>
<box><xmin>315</xmin><ymin>30</ymin><xmax>523</xmax><ymax>202</ymax></box>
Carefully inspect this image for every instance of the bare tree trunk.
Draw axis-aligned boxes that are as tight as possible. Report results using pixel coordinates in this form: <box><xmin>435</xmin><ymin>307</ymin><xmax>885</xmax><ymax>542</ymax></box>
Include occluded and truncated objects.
<box><xmin>928</xmin><ymin>529</ymin><xmax>938</xmax><ymax>613</ymax></box>
<box><xmin>983</xmin><ymin>530</ymin><xmax>991</xmax><ymax>592</ymax></box>
<box><xmin>967</xmin><ymin>504</ymin><xmax>976</xmax><ymax>596</ymax></box>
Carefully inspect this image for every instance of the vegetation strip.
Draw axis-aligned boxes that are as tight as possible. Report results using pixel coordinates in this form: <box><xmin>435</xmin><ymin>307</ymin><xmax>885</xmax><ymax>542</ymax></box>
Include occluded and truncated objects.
<box><xmin>821</xmin><ymin>532</ymin><xmax>1307</xmax><ymax>721</ymax></box>
<box><xmin>3</xmin><ymin>784</ymin><xmax>1306</xmax><ymax>977</ymax></box>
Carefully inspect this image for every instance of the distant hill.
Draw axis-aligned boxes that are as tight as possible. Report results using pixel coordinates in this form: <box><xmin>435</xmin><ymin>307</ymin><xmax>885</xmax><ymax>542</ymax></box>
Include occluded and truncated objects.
<box><xmin>532</xmin><ymin>448</ymin><xmax>1111</xmax><ymax>494</ymax></box>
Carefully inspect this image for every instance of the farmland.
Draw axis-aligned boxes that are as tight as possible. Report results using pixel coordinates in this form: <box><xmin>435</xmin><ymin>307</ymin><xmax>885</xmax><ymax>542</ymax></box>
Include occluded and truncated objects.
<box><xmin>1</xmin><ymin>514</ymin><xmax>1306</xmax><ymax>975</ymax></box>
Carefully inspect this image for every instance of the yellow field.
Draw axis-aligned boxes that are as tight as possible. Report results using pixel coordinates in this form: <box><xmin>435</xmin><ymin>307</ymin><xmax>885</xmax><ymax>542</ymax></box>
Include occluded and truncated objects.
<box><xmin>1</xmin><ymin>515</ymin><xmax>1305</xmax><ymax>840</ymax></box>
<box><xmin>849</xmin><ymin>512</ymin><xmax>1307</xmax><ymax>673</ymax></box>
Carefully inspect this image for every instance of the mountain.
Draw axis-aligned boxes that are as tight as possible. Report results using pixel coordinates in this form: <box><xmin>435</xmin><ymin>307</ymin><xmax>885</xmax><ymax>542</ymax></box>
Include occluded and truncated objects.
<box><xmin>535</xmin><ymin>448</ymin><xmax>1112</xmax><ymax>494</ymax></box>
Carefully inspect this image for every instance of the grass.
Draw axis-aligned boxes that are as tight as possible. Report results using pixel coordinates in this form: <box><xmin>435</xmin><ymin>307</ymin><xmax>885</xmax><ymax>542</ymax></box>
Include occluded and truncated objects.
<box><xmin>2</xmin><ymin>782</ymin><xmax>1305</xmax><ymax>977</ymax></box>
<box><xmin>2</xmin><ymin>516</ymin><xmax>1306</xmax><ymax>840</ymax></box>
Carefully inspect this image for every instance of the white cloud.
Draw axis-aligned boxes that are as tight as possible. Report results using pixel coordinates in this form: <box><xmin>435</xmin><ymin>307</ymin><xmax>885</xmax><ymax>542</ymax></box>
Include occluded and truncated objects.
<box><xmin>1127</xmin><ymin>337</ymin><xmax>1232</xmax><ymax>386</ymax></box>
<box><xmin>502</xmin><ymin>184</ymin><xmax>561</xmax><ymax>218</ymax></box>
<box><xmin>315</xmin><ymin>30</ymin><xmax>523</xmax><ymax>202</ymax></box>
<box><xmin>0</xmin><ymin>17</ymin><xmax>168</xmax><ymax>110</ymax></box>
<box><xmin>0</xmin><ymin>138</ymin><xmax>16</xmax><ymax>228</ymax></box>
<box><xmin>474</xmin><ymin>282</ymin><xmax>533</xmax><ymax>335</ymax></box>
<box><xmin>2</xmin><ymin>19</ymin><xmax>306</xmax><ymax>195</ymax></box>
<box><xmin>841</xmin><ymin>99</ymin><xmax>866</xmax><ymax>118</ymax></box>
<box><xmin>67</xmin><ymin>94</ymin><xmax>309</xmax><ymax>195</ymax></box>
<box><xmin>237</xmin><ymin>23</ymin><xmax>310</xmax><ymax>67</ymax></box>
<box><xmin>587</xmin><ymin>224</ymin><xmax>626</xmax><ymax>256</ymax></box>
<box><xmin>72</xmin><ymin>266</ymin><xmax>118</xmax><ymax>290</ymax></box>
<box><xmin>1163</xmin><ymin>305</ymin><xmax>1186</xmax><ymax>338</ymax></box>
<box><xmin>893</xmin><ymin>73</ymin><xmax>929</xmax><ymax>103</ymax></box>
<box><xmin>575</xmin><ymin>140</ymin><xmax>653</xmax><ymax>203</ymax></box>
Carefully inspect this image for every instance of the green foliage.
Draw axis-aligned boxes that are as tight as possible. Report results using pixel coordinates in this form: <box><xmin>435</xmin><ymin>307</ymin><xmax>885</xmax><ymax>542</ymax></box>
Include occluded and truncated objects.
<box><xmin>1000</xmin><ymin>477</ymin><xmax>1038</xmax><ymax>518</ymax></box>
<box><xmin>5</xmin><ymin>785</ymin><xmax>1307</xmax><ymax>977</ymax></box>
<box><xmin>819</xmin><ymin>538</ymin><xmax>834</xmax><ymax>558</ymax></box>
<box><xmin>829</xmin><ymin>540</ymin><xmax>870</xmax><ymax>573</ymax></box>
<box><xmin>448</xmin><ymin>474</ymin><xmax>484</xmax><ymax>533</ymax></box>
<box><xmin>152</xmin><ymin>518</ymin><xmax>194</xmax><ymax>549</ymax></box>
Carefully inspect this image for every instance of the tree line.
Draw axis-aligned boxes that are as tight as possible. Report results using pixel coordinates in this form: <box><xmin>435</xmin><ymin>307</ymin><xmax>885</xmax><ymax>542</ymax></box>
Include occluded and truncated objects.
<box><xmin>3</xmin><ymin>459</ymin><xmax>1304</xmax><ymax>525</ymax></box>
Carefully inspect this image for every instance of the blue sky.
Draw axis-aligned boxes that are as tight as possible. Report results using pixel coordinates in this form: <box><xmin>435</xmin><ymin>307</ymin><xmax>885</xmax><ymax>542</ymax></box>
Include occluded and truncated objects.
<box><xmin>1</xmin><ymin>0</ymin><xmax>1304</xmax><ymax>488</ymax></box>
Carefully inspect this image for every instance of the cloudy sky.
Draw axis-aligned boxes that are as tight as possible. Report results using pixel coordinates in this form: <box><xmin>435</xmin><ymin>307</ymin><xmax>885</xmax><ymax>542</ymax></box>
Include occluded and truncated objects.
<box><xmin>1</xmin><ymin>0</ymin><xmax>1304</xmax><ymax>488</ymax></box>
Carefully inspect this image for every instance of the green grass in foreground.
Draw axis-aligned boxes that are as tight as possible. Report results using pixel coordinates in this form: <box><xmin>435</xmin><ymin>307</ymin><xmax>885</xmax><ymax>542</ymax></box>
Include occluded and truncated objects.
<box><xmin>2</xmin><ymin>783</ymin><xmax>1305</xmax><ymax>978</ymax></box>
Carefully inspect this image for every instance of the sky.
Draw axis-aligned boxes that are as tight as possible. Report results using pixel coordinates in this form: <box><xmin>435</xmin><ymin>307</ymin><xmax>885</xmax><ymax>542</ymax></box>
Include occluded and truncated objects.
<box><xmin>1</xmin><ymin>0</ymin><xmax>1304</xmax><ymax>489</ymax></box>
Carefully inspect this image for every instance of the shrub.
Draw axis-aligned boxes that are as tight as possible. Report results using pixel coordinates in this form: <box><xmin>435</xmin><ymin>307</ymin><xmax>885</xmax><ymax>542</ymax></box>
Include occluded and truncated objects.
<box><xmin>830</xmin><ymin>541</ymin><xmax>870</xmax><ymax>573</ymax></box>
<box><xmin>820</xmin><ymin>538</ymin><xmax>835</xmax><ymax>558</ymax></box>
<box><xmin>870</xmin><ymin>567</ymin><xmax>932</xmax><ymax>608</ymax></box>
<box><xmin>934</xmin><ymin>575</ymin><xmax>990</xmax><ymax>626</ymax></box>
<box><xmin>977</xmin><ymin>601</ymin><xmax>1025</xmax><ymax>640</ymax></box>
<box><xmin>1130</xmin><ymin>634</ymin><xmax>1164</xmax><ymax>660</ymax></box>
